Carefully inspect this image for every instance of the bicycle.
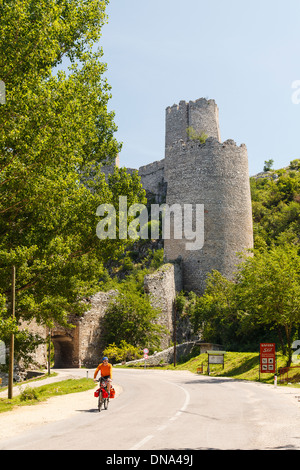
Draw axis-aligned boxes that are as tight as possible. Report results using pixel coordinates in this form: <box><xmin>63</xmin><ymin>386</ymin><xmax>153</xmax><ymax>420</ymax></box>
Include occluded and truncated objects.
<box><xmin>96</xmin><ymin>377</ymin><xmax>109</xmax><ymax>412</ymax></box>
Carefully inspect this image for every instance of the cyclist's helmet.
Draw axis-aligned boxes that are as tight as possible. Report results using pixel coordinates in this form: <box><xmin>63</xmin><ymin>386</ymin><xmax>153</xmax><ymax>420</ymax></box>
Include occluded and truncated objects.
<box><xmin>102</xmin><ymin>356</ymin><xmax>108</xmax><ymax>361</ymax></box>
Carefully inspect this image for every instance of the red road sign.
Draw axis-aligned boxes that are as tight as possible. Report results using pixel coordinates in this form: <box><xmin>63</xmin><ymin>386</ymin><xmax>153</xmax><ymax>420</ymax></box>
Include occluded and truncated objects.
<box><xmin>260</xmin><ymin>343</ymin><xmax>276</xmax><ymax>373</ymax></box>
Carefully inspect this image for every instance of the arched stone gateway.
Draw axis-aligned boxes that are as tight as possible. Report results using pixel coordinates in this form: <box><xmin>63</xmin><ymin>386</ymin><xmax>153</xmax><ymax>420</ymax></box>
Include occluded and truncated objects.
<box><xmin>51</xmin><ymin>334</ymin><xmax>78</xmax><ymax>368</ymax></box>
<box><xmin>51</xmin><ymin>320</ymin><xmax>80</xmax><ymax>368</ymax></box>
<box><xmin>49</xmin><ymin>291</ymin><xmax>117</xmax><ymax>369</ymax></box>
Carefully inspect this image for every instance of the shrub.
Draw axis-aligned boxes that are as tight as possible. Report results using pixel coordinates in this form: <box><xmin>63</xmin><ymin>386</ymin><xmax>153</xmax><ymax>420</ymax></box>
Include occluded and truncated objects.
<box><xmin>20</xmin><ymin>386</ymin><xmax>40</xmax><ymax>402</ymax></box>
<box><xmin>186</xmin><ymin>126</ymin><xmax>208</xmax><ymax>143</ymax></box>
<box><xmin>103</xmin><ymin>341</ymin><xmax>143</xmax><ymax>364</ymax></box>
<box><xmin>290</xmin><ymin>159</ymin><xmax>300</xmax><ymax>170</ymax></box>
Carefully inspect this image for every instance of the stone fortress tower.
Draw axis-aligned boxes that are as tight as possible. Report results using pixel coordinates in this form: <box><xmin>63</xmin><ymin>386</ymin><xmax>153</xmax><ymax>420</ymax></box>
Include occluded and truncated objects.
<box><xmin>138</xmin><ymin>98</ymin><xmax>254</xmax><ymax>294</ymax></box>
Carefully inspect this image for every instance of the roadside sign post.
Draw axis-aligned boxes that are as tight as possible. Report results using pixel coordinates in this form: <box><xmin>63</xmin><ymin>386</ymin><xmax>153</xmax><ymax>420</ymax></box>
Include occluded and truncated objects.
<box><xmin>173</xmin><ymin>299</ymin><xmax>177</xmax><ymax>367</ymax></box>
<box><xmin>259</xmin><ymin>343</ymin><xmax>276</xmax><ymax>380</ymax></box>
<box><xmin>143</xmin><ymin>348</ymin><xmax>149</xmax><ymax>369</ymax></box>
<box><xmin>207</xmin><ymin>351</ymin><xmax>226</xmax><ymax>375</ymax></box>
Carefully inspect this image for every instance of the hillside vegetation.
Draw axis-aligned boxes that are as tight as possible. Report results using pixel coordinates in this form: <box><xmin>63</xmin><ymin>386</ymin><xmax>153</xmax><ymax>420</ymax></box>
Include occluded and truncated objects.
<box><xmin>251</xmin><ymin>158</ymin><xmax>300</xmax><ymax>248</ymax></box>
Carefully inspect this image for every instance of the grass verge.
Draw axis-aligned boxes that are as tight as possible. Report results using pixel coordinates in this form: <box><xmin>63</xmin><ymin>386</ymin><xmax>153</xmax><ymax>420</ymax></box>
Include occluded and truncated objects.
<box><xmin>0</xmin><ymin>378</ymin><xmax>95</xmax><ymax>414</ymax></box>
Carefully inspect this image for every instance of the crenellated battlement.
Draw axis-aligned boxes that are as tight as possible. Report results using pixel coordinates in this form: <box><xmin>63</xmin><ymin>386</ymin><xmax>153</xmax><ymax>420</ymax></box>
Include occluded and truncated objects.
<box><xmin>165</xmin><ymin>98</ymin><xmax>221</xmax><ymax>148</ymax></box>
<box><xmin>165</xmin><ymin>97</ymin><xmax>218</xmax><ymax>113</ymax></box>
<box><xmin>165</xmin><ymin>136</ymin><xmax>247</xmax><ymax>152</ymax></box>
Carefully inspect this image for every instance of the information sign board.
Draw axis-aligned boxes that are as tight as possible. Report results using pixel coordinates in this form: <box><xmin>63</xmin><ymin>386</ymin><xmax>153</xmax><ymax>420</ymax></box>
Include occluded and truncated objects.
<box><xmin>260</xmin><ymin>343</ymin><xmax>276</xmax><ymax>373</ymax></box>
<box><xmin>209</xmin><ymin>355</ymin><xmax>224</xmax><ymax>364</ymax></box>
<box><xmin>207</xmin><ymin>350</ymin><xmax>226</xmax><ymax>372</ymax></box>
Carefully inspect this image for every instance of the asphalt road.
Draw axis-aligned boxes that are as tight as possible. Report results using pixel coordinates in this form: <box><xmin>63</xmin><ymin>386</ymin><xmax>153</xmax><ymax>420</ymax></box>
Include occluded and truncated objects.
<box><xmin>1</xmin><ymin>368</ymin><xmax>300</xmax><ymax>450</ymax></box>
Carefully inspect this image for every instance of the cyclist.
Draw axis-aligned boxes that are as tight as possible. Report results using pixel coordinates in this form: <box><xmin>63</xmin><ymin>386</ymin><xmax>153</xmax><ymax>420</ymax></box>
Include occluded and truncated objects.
<box><xmin>94</xmin><ymin>356</ymin><xmax>112</xmax><ymax>396</ymax></box>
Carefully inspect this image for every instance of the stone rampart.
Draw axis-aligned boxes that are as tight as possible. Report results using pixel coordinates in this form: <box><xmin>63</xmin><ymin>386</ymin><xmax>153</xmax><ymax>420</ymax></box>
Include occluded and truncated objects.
<box><xmin>78</xmin><ymin>290</ymin><xmax>118</xmax><ymax>368</ymax></box>
<box><xmin>144</xmin><ymin>261</ymin><xmax>183</xmax><ymax>349</ymax></box>
<box><xmin>138</xmin><ymin>159</ymin><xmax>166</xmax><ymax>203</ymax></box>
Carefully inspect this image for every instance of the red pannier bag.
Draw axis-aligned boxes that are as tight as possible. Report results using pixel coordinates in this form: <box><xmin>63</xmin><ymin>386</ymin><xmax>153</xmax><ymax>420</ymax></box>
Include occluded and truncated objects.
<box><xmin>94</xmin><ymin>388</ymin><xmax>100</xmax><ymax>397</ymax></box>
<box><xmin>110</xmin><ymin>387</ymin><xmax>115</xmax><ymax>398</ymax></box>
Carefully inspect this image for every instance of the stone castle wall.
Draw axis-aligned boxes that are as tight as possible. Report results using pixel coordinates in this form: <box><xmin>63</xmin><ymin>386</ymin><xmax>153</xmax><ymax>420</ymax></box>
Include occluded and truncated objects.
<box><xmin>78</xmin><ymin>290</ymin><xmax>118</xmax><ymax>368</ymax></box>
<box><xmin>144</xmin><ymin>261</ymin><xmax>183</xmax><ymax>349</ymax></box>
<box><xmin>138</xmin><ymin>160</ymin><xmax>166</xmax><ymax>203</ymax></box>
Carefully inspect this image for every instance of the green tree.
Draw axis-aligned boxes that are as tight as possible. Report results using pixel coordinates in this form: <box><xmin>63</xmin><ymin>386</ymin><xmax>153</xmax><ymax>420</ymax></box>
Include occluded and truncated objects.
<box><xmin>236</xmin><ymin>245</ymin><xmax>300</xmax><ymax>365</ymax></box>
<box><xmin>263</xmin><ymin>159</ymin><xmax>274</xmax><ymax>172</ymax></box>
<box><xmin>0</xmin><ymin>1</ymin><xmax>145</xmax><ymax>338</ymax></box>
<box><xmin>188</xmin><ymin>271</ymin><xmax>241</xmax><ymax>347</ymax></box>
<box><xmin>187</xmin><ymin>248</ymin><xmax>300</xmax><ymax>357</ymax></box>
<box><xmin>102</xmin><ymin>290</ymin><xmax>166</xmax><ymax>350</ymax></box>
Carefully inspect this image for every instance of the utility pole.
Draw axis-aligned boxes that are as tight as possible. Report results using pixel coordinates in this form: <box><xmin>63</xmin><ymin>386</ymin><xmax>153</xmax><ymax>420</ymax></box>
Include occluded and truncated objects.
<box><xmin>47</xmin><ymin>328</ymin><xmax>51</xmax><ymax>376</ymax></box>
<box><xmin>173</xmin><ymin>299</ymin><xmax>177</xmax><ymax>367</ymax></box>
<box><xmin>8</xmin><ymin>265</ymin><xmax>15</xmax><ymax>399</ymax></box>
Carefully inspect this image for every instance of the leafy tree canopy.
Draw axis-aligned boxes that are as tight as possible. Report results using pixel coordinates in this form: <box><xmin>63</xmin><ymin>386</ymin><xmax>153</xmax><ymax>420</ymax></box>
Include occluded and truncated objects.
<box><xmin>188</xmin><ymin>244</ymin><xmax>300</xmax><ymax>364</ymax></box>
<box><xmin>0</xmin><ymin>0</ymin><xmax>145</xmax><ymax>336</ymax></box>
<box><xmin>102</xmin><ymin>289</ymin><xmax>166</xmax><ymax>351</ymax></box>
<box><xmin>235</xmin><ymin>244</ymin><xmax>300</xmax><ymax>364</ymax></box>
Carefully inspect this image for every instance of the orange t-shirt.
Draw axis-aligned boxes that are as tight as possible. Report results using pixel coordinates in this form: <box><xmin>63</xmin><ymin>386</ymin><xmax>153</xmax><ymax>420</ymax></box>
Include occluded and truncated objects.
<box><xmin>94</xmin><ymin>362</ymin><xmax>112</xmax><ymax>379</ymax></box>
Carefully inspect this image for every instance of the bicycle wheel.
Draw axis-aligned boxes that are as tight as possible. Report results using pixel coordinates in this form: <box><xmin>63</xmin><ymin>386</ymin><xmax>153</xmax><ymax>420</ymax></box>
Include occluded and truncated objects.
<box><xmin>104</xmin><ymin>398</ymin><xmax>109</xmax><ymax>410</ymax></box>
<box><xmin>98</xmin><ymin>391</ymin><xmax>103</xmax><ymax>412</ymax></box>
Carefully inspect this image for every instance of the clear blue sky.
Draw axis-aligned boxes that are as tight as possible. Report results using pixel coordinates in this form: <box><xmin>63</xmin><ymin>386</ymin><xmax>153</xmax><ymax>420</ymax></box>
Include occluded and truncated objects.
<box><xmin>99</xmin><ymin>0</ymin><xmax>300</xmax><ymax>176</ymax></box>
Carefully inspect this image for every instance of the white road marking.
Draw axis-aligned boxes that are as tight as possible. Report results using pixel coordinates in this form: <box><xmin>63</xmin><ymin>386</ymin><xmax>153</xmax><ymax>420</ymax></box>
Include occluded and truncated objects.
<box><xmin>130</xmin><ymin>434</ymin><xmax>154</xmax><ymax>450</ymax></box>
<box><xmin>129</xmin><ymin>380</ymin><xmax>190</xmax><ymax>450</ymax></box>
